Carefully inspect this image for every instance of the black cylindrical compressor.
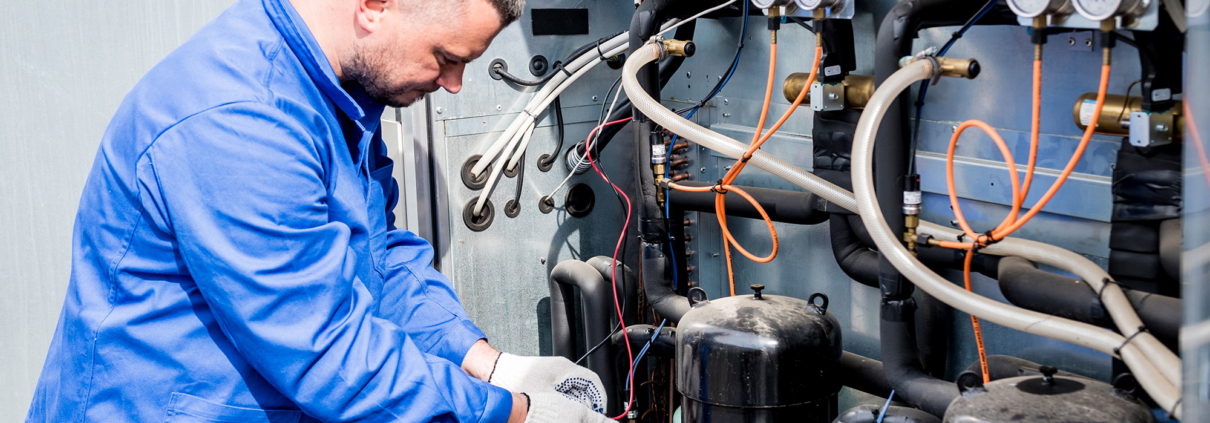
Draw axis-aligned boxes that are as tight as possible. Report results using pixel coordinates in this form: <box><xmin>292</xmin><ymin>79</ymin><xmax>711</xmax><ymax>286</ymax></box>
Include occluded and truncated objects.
<box><xmin>676</xmin><ymin>285</ymin><xmax>843</xmax><ymax>422</ymax></box>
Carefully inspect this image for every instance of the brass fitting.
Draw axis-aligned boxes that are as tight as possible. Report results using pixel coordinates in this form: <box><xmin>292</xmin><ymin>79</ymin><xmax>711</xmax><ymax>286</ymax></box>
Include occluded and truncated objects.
<box><xmin>662</xmin><ymin>39</ymin><xmax>696</xmax><ymax>58</ymax></box>
<box><xmin>783</xmin><ymin>74</ymin><xmax>874</xmax><ymax>109</ymax></box>
<box><xmin>935</xmin><ymin>57</ymin><xmax>981</xmax><ymax>79</ymax></box>
<box><xmin>813</xmin><ymin>8</ymin><xmax>825</xmax><ymax>21</ymax></box>
<box><xmin>654</xmin><ymin>163</ymin><xmax>667</xmax><ymax>205</ymax></box>
<box><xmin>1071</xmin><ymin>93</ymin><xmax>1184</xmax><ymax>138</ymax></box>
<box><xmin>904</xmin><ymin>215</ymin><xmax>920</xmax><ymax>253</ymax></box>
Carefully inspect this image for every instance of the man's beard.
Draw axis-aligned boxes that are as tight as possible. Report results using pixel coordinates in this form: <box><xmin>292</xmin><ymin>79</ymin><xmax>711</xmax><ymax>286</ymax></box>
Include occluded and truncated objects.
<box><xmin>344</xmin><ymin>47</ymin><xmax>429</xmax><ymax>108</ymax></box>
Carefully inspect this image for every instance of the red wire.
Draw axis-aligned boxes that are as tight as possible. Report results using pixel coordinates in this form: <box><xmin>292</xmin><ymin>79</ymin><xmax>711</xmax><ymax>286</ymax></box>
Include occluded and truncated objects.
<box><xmin>581</xmin><ymin>117</ymin><xmax>637</xmax><ymax>419</ymax></box>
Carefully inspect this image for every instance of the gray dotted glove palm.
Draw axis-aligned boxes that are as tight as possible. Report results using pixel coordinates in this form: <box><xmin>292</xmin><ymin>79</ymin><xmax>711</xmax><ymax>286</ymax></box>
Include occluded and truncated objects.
<box><xmin>489</xmin><ymin>353</ymin><xmax>607</xmax><ymax>414</ymax></box>
<box><xmin>524</xmin><ymin>392</ymin><xmax>612</xmax><ymax>423</ymax></box>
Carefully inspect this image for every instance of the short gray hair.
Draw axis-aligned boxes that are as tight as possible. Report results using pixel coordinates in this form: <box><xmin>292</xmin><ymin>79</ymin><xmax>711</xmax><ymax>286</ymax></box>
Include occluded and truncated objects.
<box><xmin>486</xmin><ymin>0</ymin><xmax>525</xmax><ymax>24</ymax></box>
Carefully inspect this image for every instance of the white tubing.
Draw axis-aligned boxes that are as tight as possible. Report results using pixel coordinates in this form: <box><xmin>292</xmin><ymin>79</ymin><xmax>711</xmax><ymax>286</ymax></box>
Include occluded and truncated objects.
<box><xmin>847</xmin><ymin>59</ymin><xmax>1181</xmax><ymax>418</ymax></box>
<box><xmin>473</xmin><ymin>43</ymin><xmax>628</xmax><ymax>214</ymax></box>
<box><xmin>471</xmin><ymin>33</ymin><xmax>630</xmax><ymax>176</ymax></box>
<box><xmin>621</xmin><ymin>43</ymin><xmax>1182</xmax><ymax>418</ymax></box>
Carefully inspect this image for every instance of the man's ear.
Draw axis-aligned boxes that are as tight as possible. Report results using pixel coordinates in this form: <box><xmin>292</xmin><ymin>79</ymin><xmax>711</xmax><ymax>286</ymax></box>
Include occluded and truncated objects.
<box><xmin>355</xmin><ymin>0</ymin><xmax>391</xmax><ymax>33</ymax></box>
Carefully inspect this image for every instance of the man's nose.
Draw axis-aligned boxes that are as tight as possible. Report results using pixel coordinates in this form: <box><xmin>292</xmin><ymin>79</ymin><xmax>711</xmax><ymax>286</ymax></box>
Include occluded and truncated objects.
<box><xmin>437</xmin><ymin>63</ymin><xmax>466</xmax><ymax>94</ymax></box>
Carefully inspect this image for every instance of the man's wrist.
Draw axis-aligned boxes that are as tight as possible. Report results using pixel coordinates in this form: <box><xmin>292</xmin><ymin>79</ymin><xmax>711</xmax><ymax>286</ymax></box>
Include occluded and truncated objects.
<box><xmin>461</xmin><ymin>339</ymin><xmax>500</xmax><ymax>381</ymax></box>
<box><xmin>507</xmin><ymin>392</ymin><xmax>529</xmax><ymax>423</ymax></box>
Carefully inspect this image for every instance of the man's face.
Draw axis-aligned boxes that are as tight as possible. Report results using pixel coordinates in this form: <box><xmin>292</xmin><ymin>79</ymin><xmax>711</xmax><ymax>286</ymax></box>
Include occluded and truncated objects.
<box><xmin>345</xmin><ymin>0</ymin><xmax>504</xmax><ymax>107</ymax></box>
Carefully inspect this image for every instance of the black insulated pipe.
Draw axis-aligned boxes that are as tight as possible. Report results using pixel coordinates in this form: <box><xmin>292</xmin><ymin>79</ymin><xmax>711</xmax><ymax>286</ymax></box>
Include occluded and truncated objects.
<box><xmin>612</xmin><ymin>324</ymin><xmax>677</xmax><ymax>358</ymax></box>
<box><xmin>548</xmin><ymin>260</ymin><xmax>622</xmax><ymax>414</ymax></box>
<box><xmin>642</xmin><ymin>242</ymin><xmax>691</xmax><ymax>323</ymax></box>
<box><xmin>839</xmin><ymin>351</ymin><xmax>892</xmax><ymax>398</ymax></box>
<box><xmin>880</xmin><ymin>298</ymin><xmax>959</xmax><ymax>417</ymax></box>
<box><xmin>667</xmin><ymin>181</ymin><xmax>830</xmax><ymax>225</ymax></box>
<box><xmin>996</xmin><ymin>257</ymin><xmax>1180</xmax><ymax>347</ymax></box>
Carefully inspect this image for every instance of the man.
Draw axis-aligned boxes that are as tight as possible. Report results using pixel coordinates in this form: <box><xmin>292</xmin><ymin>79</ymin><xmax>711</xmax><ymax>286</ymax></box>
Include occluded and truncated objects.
<box><xmin>26</xmin><ymin>0</ymin><xmax>612</xmax><ymax>421</ymax></box>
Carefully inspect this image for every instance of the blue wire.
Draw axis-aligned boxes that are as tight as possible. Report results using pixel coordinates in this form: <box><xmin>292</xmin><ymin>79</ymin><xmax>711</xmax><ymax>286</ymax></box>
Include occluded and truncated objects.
<box><xmin>875</xmin><ymin>390</ymin><xmax>896</xmax><ymax>423</ymax></box>
<box><xmin>625</xmin><ymin>319</ymin><xmax>668</xmax><ymax>389</ymax></box>
<box><xmin>911</xmin><ymin>0</ymin><xmax>996</xmax><ymax>173</ymax></box>
<box><xmin>665</xmin><ymin>1</ymin><xmax>746</xmax><ymax>289</ymax></box>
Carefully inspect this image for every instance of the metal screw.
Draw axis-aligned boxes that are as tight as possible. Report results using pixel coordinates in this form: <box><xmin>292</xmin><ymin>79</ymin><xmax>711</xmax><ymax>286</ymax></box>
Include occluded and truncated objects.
<box><xmin>723</xmin><ymin>113</ymin><xmax>732</xmax><ymax>118</ymax></box>
<box><xmin>1068</xmin><ymin>37</ymin><xmax>1076</xmax><ymax>46</ymax></box>
<box><xmin>723</xmin><ymin>99</ymin><xmax>729</xmax><ymax>105</ymax></box>
<box><xmin>540</xmin><ymin>257</ymin><xmax>546</xmax><ymax>264</ymax></box>
<box><xmin>700</xmin><ymin>167</ymin><xmax>707</xmax><ymax>173</ymax></box>
<box><xmin>951</xmin><ymin>125</ymin><xmax>958</xmax><ymax>133</ymax></box>
<box><xmin>592</xmin><ymin>95</ymin><xmax>599</xmax><ymax>102</ymax></box>
<box><xmin>436</xmin><ymin>107</ymin><xmax>444</xmax><ymax>114</ymax></box>
<box><xmin>828</xmin><ymin>93</ymin><xmax>839</xmax><ymax>100</ymax></box>
<box><xmin>496</xmin><ymin>105</ymin><xmax>502</xmax><ymax>111</ymax></box>
<box><xmin>1156</xmin><ymin>124</ymin><xmax>1169</xmax><ymax>131</ymax></box>
<box><xmin>1085</xmin><ymin>39</ymin><xmax>1093</xmax><ymax>47</ymax></box>
<box><xmin>686</xmin><ymin>72</ymin><xmax>692</xmax><ymax>78</ymax></box>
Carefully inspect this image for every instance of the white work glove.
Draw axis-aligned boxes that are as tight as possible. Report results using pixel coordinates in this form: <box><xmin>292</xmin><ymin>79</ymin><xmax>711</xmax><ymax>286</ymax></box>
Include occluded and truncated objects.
<box><xmin>489</xmin><ymin>353</ymin><xmax>607</xmax><ymax>414</ymax></box>
<box><xmin>524</xmin><ymin>392</ymin><xmax>612</xmax><ymax>423</ymax></box>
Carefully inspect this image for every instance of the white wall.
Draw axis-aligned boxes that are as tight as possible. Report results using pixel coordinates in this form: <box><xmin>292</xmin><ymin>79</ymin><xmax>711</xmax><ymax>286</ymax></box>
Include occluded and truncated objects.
<box><xmin>0</xmin><ymin>2</ymin><xmax>234</xmax><ymax>420</ymax></box>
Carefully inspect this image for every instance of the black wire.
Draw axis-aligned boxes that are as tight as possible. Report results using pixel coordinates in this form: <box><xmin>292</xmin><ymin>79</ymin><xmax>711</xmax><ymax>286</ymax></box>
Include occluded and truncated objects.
<box><xmin>909</xmin><ymin>0</ymin><xmax>997</xmax><ymax>174</ymax></box>
<box><xmin>588</xmin><ymin>76</ymin><xmax>626</xmax><ymax>161</ymax></box>
<box><xmin>492</xmin><ymin>63</ymin><xmax>563</xmax><ymax>87</ymax></box>
<box><xmin>511</xmin><ymin>153</ymin><xmax>525</xmax><ymax>204</ymax></box>
<box><xmin>572</xmin><ymin>76</ymin><xmax>634</xmax><ymax>367</ymax></box>
<box><xmin>538</xmin><ymin>97</ymin><xmax>565</xmax><ymax>168</ymax></box>
<box><xmin>575</xmin><ymin>325</ymin><xmax>623</xmax><ymax>365</ymax></box>
<box><xmin>788</xmin><ymin>16</ymin><xmax>814</xmax><ymax>32</ymax></box>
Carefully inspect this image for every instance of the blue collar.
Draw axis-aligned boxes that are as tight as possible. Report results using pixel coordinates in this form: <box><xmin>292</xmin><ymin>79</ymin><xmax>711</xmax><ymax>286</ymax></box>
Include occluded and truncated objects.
<box><xmin>263</xmin><ymin>0</ymin><xmax>384</xmax><ymax>133</ymax></box>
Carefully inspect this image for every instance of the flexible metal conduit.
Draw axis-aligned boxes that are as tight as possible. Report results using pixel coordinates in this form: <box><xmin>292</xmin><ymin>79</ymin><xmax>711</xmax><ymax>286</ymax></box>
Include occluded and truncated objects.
<box><xmin>620</xmin><ymin>43</ymin><xmax>1182</xmax><ymax>418</ymax></box>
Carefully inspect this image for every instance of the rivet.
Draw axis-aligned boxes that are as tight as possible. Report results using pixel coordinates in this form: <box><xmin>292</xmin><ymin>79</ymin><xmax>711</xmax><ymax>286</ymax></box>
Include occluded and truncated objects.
<box><xmin>592</xmin><ymin>95</ymin><xmax>599</xmax><ymax>102</ymax></box>
<box><xmin>686</xmin><ymin>71</ymin><xmax>692</xmax><ymax>78</ymax></box>
<box><xmin>496</xmin><ymin>105</ymin><xmax>502</xmax><ymax>111</ymax></box>
<box><xmin>700</xmin><ymin>167</ymin><xmax>707</xmax><ymax>173</ymax></box>
<box><xmin>436</xmin><ymin>107</ymin><xmax>444</xmax><ymax>114</ymax></box>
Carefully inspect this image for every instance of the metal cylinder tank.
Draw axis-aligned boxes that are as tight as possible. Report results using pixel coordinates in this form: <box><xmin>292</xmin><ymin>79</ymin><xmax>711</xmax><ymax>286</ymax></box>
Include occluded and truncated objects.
<box><xmin>676</xmin><ymin>285</ymin><xmax>843</xmax><ymax>423</ymax></box>
<box><xmin>943</xmin><ymin>367</ymin><xmax>1156</xmax><ymax>423</ymax></box>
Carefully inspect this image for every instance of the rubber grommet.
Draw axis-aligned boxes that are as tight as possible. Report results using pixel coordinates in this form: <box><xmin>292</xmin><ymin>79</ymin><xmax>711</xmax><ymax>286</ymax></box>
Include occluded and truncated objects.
<box><xmin>538</xmin><ymin>196</ymin><xmax>555</xmax><ymax>214</ymax></box>
<box><xmin>504</xmin><ymin>199</ymin><xmax>521</xmax><ymax>218</ymax></box>
<box><xmin>463</xmin><ymin>196</ymin><xmax>494</xmax><ymax>232</ymax></box>
<box><xmin>504</xmin><ymin>162</ymin><xmax>521</xmax><ymax>178</ymax></box>
<box><xmin>461</xmin><ymin>155</ymin><xmax>489</xmax><ymax>190</ymax></box>
<box><xmin>537</xmin><ymin>154</ymin><xmax>554</xmax><ymax>172</ymax></box>
<box><xmin>488</xmin><ymin>58</ymin><xmax>507</xmax><ymax>80</ymax></box>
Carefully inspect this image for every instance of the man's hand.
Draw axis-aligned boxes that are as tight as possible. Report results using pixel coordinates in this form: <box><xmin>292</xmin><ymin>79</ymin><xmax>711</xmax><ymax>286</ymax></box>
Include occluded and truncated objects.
<box><xmin>512</xmin><ymin>392</ymin><xmax>611</xmax><ymax>423</ymax></box>
<box><xmin>488</xmin><ymin>353</ymin><xmax>607</xmax><ymax>414</ymax></box>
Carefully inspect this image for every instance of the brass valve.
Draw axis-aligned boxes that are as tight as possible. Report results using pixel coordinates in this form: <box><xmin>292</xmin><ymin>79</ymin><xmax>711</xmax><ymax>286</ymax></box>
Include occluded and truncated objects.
<box><xmin>783</xmin><ymin>74</ymin><xmax>874</xmax><ymax>109</ymax></box>
<box><xmin>661</xmin><ymin>39</ymin><xmax>696</xmax><ymax>58</ymax></box>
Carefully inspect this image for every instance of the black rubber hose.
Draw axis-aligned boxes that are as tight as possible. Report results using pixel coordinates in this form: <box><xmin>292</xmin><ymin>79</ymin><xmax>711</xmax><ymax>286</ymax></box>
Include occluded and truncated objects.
<box><xmin>667</xmin><ymin>181</ymin><xmax>829</xmax><ymax>225</ymax></box>
<box><xmin>996</xmin><ymin>257</ymin><xmax>1180</xmax><ymax>347</ymax></box>
<box><xmin>537</xmin><ymin>97</ymin><xmax>564</xmax><ymax>169</ymax></box>
<box><xmin>880</xmin><ymin>298</ymin><xmax>959</xmax><ymax>417</ymax></box>
<box><xmin>548</xmin><ymin>260</ymin><xmax>622</xmax><ymax>413</ymax></box>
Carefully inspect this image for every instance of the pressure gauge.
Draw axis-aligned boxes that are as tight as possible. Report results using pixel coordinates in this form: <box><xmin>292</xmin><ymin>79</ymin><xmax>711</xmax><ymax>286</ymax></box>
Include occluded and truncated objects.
<box><xmin>752</xmin><ymin>0</ymin><xmax>794</xmax><ymax>9</ymax></box>
<box><xmin>1072</xmin><ymin>0</ymin><xmax>1148</xmax><ymax>21</ymax></box>
<box><xmin>795</xmin><ymin>0</ymin><xmax>842</xmax><ymax>10</ymax></box>
<box><xmin>1006</xmin><ymin>0</ymin><xmax>1074</xmax><ymax>18</ymax></box>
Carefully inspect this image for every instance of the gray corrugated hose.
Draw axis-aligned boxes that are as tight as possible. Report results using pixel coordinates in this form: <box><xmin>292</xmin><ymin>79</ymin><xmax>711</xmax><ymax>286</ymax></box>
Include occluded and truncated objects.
<box><xmin>620</xmin><ymin>42</ymin><xmax>1181</xmax><ymax>419</ymax></box>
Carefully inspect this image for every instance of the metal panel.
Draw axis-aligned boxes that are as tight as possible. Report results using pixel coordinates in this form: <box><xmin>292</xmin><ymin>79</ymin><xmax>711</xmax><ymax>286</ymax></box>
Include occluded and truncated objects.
<box><xmin>0</xmin><ymin>1</ymin><xmax>235</xmax><ymax>420</ymax></box>
<box><xmin>426</xmin><ymin>0</ymin><xmax>640</xmax><ymax>356</ymax></box>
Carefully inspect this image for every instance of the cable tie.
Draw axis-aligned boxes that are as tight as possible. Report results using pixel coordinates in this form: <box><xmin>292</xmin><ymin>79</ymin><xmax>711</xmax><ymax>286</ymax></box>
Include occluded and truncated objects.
<box><xmin>1097</xmin><ymin>278</ymin><xmax>1120</xmax><ymax>304</ymax></box>
<box><xmin>595</xmin><ymin>40</ymin><xmax>609</xmax><ymax>62</ymax></box>
<box><xmin>1167</xmin><ymin>398</ymin><xmax>1183</xmax><ymax>420</ymax></box>
<box><xmin>1113</xmin><ymin>326</ymin><xmax>1148</xmax><ymax>356</ymax></box>
<box><xmin>739</xmin><ymin>155</ymin><xmax>752</xmax><ymax>163</ymax></box>
<box><xmin>556</xmin><ymin>62</ymin><xmax>572</xmax><ymax>77</ymax></box>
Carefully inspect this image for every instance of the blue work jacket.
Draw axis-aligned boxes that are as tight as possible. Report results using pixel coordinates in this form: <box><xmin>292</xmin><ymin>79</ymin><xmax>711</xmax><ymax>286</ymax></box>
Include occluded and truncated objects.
<box><xmin>26</xmin><ymin>0</ymin><xmax>512</xmax><ymax>421</ymax></box>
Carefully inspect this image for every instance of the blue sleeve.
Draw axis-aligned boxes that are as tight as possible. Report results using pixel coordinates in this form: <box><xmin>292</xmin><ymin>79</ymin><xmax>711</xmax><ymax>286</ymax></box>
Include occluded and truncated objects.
<box><xmin>368</xmin><ymin>137</ymin><xmax>489</xmax><ymax>365</ymax></box>
<box><xmin>141</xmin><ymin>102</ymin><xmax>513</xmax><ymax>423</ymax></box>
